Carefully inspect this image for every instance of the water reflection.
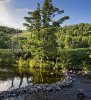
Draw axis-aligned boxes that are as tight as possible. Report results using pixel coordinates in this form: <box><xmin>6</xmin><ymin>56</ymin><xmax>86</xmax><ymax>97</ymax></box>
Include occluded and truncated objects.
<box><xmin>0</xmin><ymin>68</ymin><xmax>63</xmax><ymax>92</ymax></box>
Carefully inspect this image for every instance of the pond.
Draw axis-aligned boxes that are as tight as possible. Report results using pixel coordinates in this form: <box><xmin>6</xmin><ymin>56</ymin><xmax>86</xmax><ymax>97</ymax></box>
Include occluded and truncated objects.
<box><xmin>0</xmin><ymin>68</ymin><xmax>63</xmax><ymax>92</ymax></box>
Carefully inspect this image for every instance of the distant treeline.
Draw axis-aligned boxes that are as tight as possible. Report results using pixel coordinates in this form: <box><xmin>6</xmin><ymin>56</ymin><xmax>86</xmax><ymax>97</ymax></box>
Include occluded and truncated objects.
<box><xmin>0</xmin><ymin>26</ymin><xmax>22</xmax><ymax>49</ymax></box>
<box><xmin>1</xmin><ymin>23</ymin><xmax>91</xmax><ymax>49</ymax></box>
<box><xmin>57</xmin><ymin>23</ymin><xmax>91</xmax><ymax>49</ymax></box>
<box><xmin>0</xmin><ymin>26</ymin><xmax>22</xmax><ymax>34</ymax></box>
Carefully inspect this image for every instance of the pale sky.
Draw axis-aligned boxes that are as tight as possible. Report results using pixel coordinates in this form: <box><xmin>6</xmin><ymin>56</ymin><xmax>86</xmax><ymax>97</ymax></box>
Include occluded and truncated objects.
<box><xmin>0</xmin><ymin>0</ymin><xmax>30</xmax><ymax>29</ymax></box>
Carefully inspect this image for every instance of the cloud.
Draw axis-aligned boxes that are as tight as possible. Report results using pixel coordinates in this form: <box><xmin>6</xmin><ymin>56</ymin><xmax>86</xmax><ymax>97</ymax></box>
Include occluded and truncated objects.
<box><xmin>0</xmin><ymin>0</ymin><xmax>31</xmax><ymax>29</ymax></box>
<box><xmin>0</xmin><ymin>0</ymin><xmax>11</xmax><ymax>2</ymax></box>
<box><xmin>0</xmin><ymin>0</ymin><xmax>32</xmax><ymax>30</ymax></box>
<box><xmin>0</xmin><ymin>1</ymin><xmax>13</xmax><ymax>27</ymax></box>
<box><xmin>12</xmin><ymin>8</ymin><xmax>32</xmax><ymax>29</ymax></box>
<box><xmin>14</xmin><ymin>8</ymin><xmax>32</xmax><ymax>29</ymax></box>
<box><xmin>16</xmin><ymin>8</ymin><xmax>32</xmax><ymax>13</ymax></box>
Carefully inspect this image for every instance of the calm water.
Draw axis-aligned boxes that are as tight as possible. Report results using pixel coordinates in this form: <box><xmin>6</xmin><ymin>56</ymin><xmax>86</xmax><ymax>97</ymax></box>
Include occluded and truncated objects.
<box><xmin>0</xmin><ymin>68</ymin><xmax>63</xmax><ymax>92</ymax></box>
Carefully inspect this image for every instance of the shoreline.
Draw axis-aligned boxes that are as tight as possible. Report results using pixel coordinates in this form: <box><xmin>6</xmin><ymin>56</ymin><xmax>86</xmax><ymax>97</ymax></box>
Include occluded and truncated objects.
<box><xmin>0</xmin><ymin>73</ymin><xmax>73</xmax><ymax>100</ymax></box>
<box><xmin>1</xmin><ymin>73</ymin><xmax>91</xmax><ymax>100</ymax></box>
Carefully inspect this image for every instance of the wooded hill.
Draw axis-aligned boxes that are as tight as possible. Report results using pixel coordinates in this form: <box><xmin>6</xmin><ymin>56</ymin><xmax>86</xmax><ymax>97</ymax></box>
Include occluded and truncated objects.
<box><xmin>0</xmin><ymin>26</ymin><xmax>22</xmax><ymax>34</ymax></box>
<box><xmin>57</xmin><ymin>23</ymin><xmax>91</xmax><ymax>49</ymax></box>
<box><xmin>0</xmin><ymin>26</ymin><xmax>22</xmax><ymax>49</ymax></box>
<box><xmin>0</xmin><ymin>23</ymin><xmax>91</xmax><ymax>49</ymax></box>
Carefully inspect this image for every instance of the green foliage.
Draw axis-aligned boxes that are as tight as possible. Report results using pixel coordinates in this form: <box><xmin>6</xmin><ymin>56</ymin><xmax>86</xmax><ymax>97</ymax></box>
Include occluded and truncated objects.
<box><xmin>42</xmin><ymin>0</ymin><xmax>69</xmax><ymax>27</ymax></box>
<box><xmin>1</xmin><ymin>0</ymin><xmax>91</xmax><ymax>74</ymax></box>
<box><xmin>59</xmin><ymin>48</ymin><xmax>91</xmax><ymax>70</ymax></box>
<box><xmin>23</xmin><ymin>0</ymin><xmax>69</xmax><ymax>62</ymax></box>
<box><xmin>40</xmin><ymin>27</ymin><xmax>58</xmax><ymax>58</ymax></box>
<box><xmin>42</xmin><ymin>0</ymin><xmax>53</xmax><ymax>27</ymax></box>
<box><xmin>0</xmin><ymin>26</ymin><xmax>22</xmax><ymax>34</ymax></box>
<box><xmin>0</xmin><ymin>26</ymin><xmax>22</xmax><ymax>49</ymax></box>
<box><xmin>0</xmin><ymin>34</ymin><xmax>11</xmax><ymax>49</ymax></box>
<box><xmin>24</xmin><ymin>3</ymin><xmax>41</xmax><ymax>31</ymax></box>
<box><xmin>17</xmin><ymin>48</ymin><xmax>91</xmax><ymax>71</ymax></box>
<box><xmin>0</xmin><ymin>49</ymin><xmax>15</xmax><ymax>67</ymax></box>
<box><xmin>22</xmin><ymin>1</ymin><xmax>91</xmax><ymax>72</ymax></box>
<box><xmin>56</xmin><ymin>23</ymin><xmax>91</xmax><ymax>49</ymax></box>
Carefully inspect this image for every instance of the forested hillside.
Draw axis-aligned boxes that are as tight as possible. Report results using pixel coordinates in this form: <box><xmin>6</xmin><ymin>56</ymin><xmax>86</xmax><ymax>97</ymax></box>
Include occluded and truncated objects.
<box><xmin>0</xmin><ymin>26</ymin><xmax>22</xmax><ymax>34</ymax></box>
<box><xmin>1</xmin><ymin>23</ymin><xmax>91</xmax><ymax>49</ymax></box>
<box><xmin>57</xmin><ymin>23</ymin><xmax>91</xmax><ymax>49</ymax></box>
<box><xmin>0</xmin><ymin>26</ymin><xmax>22</xmax><ymax>49</ymax></box>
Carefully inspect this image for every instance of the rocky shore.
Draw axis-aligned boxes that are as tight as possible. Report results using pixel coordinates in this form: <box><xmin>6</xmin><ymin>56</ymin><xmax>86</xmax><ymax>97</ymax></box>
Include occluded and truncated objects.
<box><xmin>1</xmin><ymin>73</ymin><xmax>91</xmax><ymax>100</ymax></box>
<box><xmin>0</xmin><ymin>74</ymin><xmax>73</xmax><ymax>100</ymax></box>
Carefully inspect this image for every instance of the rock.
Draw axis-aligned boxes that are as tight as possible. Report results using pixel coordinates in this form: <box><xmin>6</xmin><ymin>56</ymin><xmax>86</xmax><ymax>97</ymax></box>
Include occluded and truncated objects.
<box><xmin>30</xmin><ymin>88</ymin><xmax>37</xmax><ymax>92</ymax></box>
<box><xmin>55</xmin><ymin>87</ymin><xmax>61</xmax><ymax>91</ymax></box>
<box><xmin>77</xmin><ymin>89</ymin><xmax>85</xmax><ymax>99</ymax></box>
<box><xmin>37</xmin><ymin>86</ymin><xmax>42</xmax><ymax>91</ymax></box>
<box><xmin>11</xmin><ymin>93</ymin><xmax>16</xmax><ymax>97</ymax></box>
<box><xmin>46</xmin><ymin>86</ymin><xmax>53</xmax><ymax>92</ymax></box>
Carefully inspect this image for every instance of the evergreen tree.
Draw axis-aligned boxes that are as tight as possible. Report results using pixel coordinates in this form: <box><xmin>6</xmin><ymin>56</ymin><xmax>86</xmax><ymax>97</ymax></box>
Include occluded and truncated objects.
<box><xmin>24</xmin><ymin>3</ymin><xmax>41</xmax><ymax>32</ymax></box>
<box><xmin>42</xmin><ymin>0</ymin><xmax>53</xmax><ymax>27</ymax></box>
<box><xmin>42</xmin><ymin>0</ymin><xmax>69</xmax><ymax>28</ymax></box>
<box><xmin>24</xmin><ymin>0</ymin><xmax>69</xmax><ymax>67</ymax></box>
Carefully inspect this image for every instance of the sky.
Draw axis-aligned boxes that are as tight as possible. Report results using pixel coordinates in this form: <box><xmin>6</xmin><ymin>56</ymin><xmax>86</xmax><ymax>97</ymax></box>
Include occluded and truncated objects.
<box><xmin>0</xmin><ymin>0</ymin><xmax>91</xmax><ymax>29</ymax></box>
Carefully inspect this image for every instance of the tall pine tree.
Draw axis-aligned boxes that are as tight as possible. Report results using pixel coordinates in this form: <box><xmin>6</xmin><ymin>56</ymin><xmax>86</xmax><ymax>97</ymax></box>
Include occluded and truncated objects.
<box><xmin>42</xmin><ymin>0</ymin><xmax>69</xmax><ymax>28</ymax></box>
<box><xmin>42</xmin><ymin>0</ymin><xmax>53</xmax><ymax>27</ymax></box>
<box><xmin>24</xmin><ymin>3</ymin><xmax>41</xmax><ymax>32</ymax></box>
<box><xmin>23</xmin><ymin>0</ymin><xmax>69</xmax><ymax>67</ymax></box>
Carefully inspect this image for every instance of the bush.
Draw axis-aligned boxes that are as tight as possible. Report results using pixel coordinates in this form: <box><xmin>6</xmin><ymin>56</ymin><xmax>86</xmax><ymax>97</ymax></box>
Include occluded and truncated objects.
<box><xmin>59</xmin><ymin>48</ymin><xmax>91</xmax><ymax>70</ymax></box>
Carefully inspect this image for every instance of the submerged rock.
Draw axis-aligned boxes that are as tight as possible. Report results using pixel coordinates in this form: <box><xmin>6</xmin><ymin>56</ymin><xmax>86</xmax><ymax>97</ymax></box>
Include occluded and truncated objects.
<box><xmin>77</xmin><ymin>89</ymin><xmax>85</xmax><ymax>99</ymax></box>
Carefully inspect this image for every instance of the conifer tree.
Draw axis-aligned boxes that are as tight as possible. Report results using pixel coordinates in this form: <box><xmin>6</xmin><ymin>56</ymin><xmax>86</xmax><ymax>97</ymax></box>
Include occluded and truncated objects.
<box><xmin>42</xmin><ymin>0</ymin><xmax>69</xmax><ymax>28</ymax></box>
<box><xmin>24</xmin><ymin>0</ymin><xmax>69</xmax><ymax>66</ymax></box>
<box><xmin>24</xmin><ymin>3</ymin><xmax>41</xmax><ymax>32</ymax></box>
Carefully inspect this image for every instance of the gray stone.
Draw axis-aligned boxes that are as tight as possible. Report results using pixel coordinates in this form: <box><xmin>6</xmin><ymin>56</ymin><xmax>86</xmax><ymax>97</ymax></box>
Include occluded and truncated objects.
<box><xmin>46</xmin><ymin>86</ymin><xmax>53</xmax><ymax>92</ymax></box>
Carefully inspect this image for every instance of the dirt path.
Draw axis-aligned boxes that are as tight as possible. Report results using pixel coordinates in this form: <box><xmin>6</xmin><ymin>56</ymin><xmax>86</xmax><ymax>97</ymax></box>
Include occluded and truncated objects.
<box><xmin>5</xmin><ymin>74</ymin><xmax>91</xmax><ymax>100</ymax></box>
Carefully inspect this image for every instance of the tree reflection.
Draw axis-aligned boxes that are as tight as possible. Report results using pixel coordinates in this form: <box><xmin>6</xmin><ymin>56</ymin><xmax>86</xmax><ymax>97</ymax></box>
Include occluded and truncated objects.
<box><xmin>9</xmin><ymin>76</ymin><xmax>14</xmax><ymax>90</ymax></box>
<box><xmin>19</xmin><ymin>76</ymin><xmax>23</xmax><ymax>88</ymax></box>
